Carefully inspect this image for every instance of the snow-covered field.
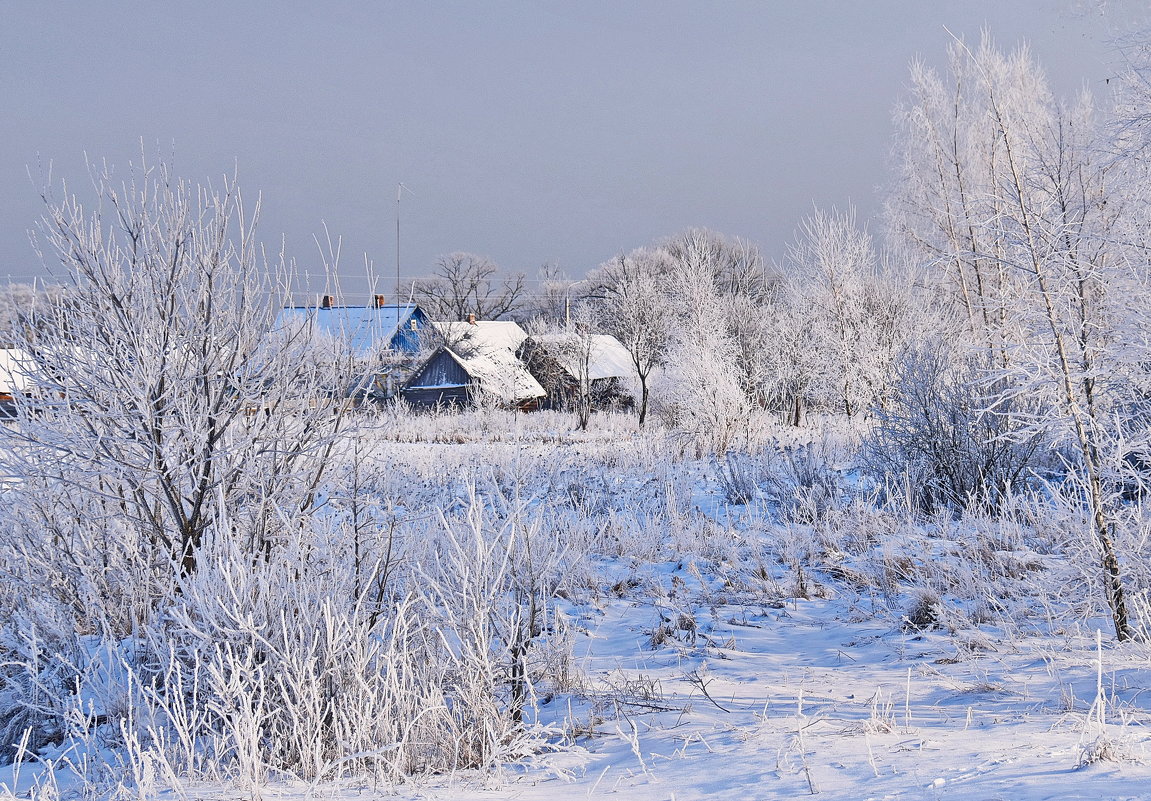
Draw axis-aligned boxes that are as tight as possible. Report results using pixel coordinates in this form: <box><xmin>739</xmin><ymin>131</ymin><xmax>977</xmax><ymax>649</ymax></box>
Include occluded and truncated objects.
<box><xmin>400</xmin><ymin>603</ymin><xmax>1151</xmax><ymax>800</ymax></box>
<box><xmin>3</xmin><ymin>412</ymin><xmax>1149</xmax><ymax>801</ymax></box>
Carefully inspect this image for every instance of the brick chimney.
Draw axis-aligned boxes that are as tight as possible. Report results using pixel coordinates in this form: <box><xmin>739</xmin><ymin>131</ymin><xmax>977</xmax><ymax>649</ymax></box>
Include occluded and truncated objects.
<box><xmin>320</xmin><ymin>295</ymin><xmax>334</xmax><ymax>309</ymax></box>
<box><xmin>373</xmin><ymin>294</ymin><xmax>387</xmax><ymax>309</ymax></box>
<box><xmin>467</xmin><ymin>313</ymin><xmax>476</xmax><ymax>325</ymax></box>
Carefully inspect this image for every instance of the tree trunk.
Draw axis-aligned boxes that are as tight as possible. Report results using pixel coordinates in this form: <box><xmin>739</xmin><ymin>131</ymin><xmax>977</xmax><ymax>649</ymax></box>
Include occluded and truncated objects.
<box><xmin>1089</xmin><ymin>474</ymin><xmax>1131</xmax><ymax>641</ymax></box>
<box><xmin>638</xmin><ymin>378</ymin><xmax>650</xmax><ymax>428</ymax></box>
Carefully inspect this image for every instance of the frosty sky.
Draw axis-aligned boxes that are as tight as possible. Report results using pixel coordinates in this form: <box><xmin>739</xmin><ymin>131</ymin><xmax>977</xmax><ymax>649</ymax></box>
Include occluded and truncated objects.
<box><xmin>0</xmin><ymin>1</ymin><xmax>1140</xmax><ymax>297</ymax></box>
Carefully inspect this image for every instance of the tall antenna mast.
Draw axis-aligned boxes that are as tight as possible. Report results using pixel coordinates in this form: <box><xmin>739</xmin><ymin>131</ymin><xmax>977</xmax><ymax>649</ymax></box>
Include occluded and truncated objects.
<box><xmin>396</xmin><ymin>182</ymin><xmax>414</xmax><ymax>304</ymax></box>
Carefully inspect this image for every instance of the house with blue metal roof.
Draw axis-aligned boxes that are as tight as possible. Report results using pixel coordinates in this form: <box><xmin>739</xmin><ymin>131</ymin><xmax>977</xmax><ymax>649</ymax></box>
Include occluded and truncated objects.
<box><xmin>276</xmin><ymin>295</ymin><xmax>429</xmax><ymax>357</ymax></box>
<box><xmin>276</xmin><ymin>295</ymin><xmax>431</xmax><ymax>398</ymax></box>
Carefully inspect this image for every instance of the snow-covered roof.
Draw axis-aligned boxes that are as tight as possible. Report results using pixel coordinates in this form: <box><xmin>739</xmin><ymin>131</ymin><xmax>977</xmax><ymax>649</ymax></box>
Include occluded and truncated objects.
<box><xmin>0</xmin><ymin>348</ymin><xmax>34</xmax><ymax>394</ymax></box>
<box><xmin>432</xmin><ymin>320</ymin><xmax>529</xmax><ymax>353</ymax></box>
<box><xmin>444</xmin><ymin>346</ymin><xmax>545</xmax><ymax>403</ymax></box>
<box><xmin>276</xmin><ymin>304</ymin><xmax>422</xmax><ymax>357</ymax></box>
<box><xmin>426</xmin><ymin>320</ymin><xmax>543</xmax><ymax>402</ymax></box>
<box><xmin>527</xmin><ymin>333</ymin><xmax>634</xmax><ymax>381</ymax></box>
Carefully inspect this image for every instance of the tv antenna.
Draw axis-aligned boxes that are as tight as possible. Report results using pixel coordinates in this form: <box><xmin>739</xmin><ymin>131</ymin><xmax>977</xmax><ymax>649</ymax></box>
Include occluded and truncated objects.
<box><xmin>396</xmin><ymin>182</ymin><xmax>415</xmax><ymax>304</ymax></box>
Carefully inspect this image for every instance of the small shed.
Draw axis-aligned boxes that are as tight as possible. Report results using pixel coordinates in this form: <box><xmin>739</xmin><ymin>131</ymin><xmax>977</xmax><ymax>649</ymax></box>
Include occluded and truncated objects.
<box><xmin>0</xmin><ymin>348</ymin><xmax>34</xmax><ymax>417</ymax></box>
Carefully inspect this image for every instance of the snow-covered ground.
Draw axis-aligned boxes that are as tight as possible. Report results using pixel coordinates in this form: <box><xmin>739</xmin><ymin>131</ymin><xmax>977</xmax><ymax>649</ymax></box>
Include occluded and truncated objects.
<box><xmin>3</xmin><ymin>413</ymin><xmax>1150</xmax><ymax>801</ymax></box>
<box><xmin>108</xmin><ymin>585</ymin><xmax>1147</xmax><ymax>801</ymax></box>
<box><xmin>321</xmin><ymin>556</ymin><xmax>1150</xmax><ymax>800</ymax></box>
<box><xmin>488</xmin><ymin>588</ymin><xmax>1150</xmax><ymax>800</ymax></box>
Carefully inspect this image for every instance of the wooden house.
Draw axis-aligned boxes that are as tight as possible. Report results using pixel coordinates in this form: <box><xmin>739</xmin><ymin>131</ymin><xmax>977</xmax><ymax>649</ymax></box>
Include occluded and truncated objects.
<box><xmin>402</xmin><ymin>319</ymin><xmax>545</xmax><ymax>409</ymax></box>
<box><xmin>518</xmin><ymin>332</ymin><xmax>635</xmax><ymax>411</ymax></box>
<box><xmin>277</xmin><ymin>295</ymin><xmax>429</xmax><ymax>356</ymax></box>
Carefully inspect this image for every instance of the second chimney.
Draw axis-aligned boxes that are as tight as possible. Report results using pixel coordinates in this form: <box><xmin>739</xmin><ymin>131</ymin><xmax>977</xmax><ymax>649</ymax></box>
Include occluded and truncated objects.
<box><xmin>373</xmin><ymin>294</ymin><xmax>386</xmax><ymax>309</ymax></box>
<box><xmin>320</xmin><ymin>295</ymin><xmax>334</xmax><ymax>309</ymax></box>
<box><xmin>467</xmin><ymin>313</ymin><xmax>476</xmax><ymax>325</ymax></box>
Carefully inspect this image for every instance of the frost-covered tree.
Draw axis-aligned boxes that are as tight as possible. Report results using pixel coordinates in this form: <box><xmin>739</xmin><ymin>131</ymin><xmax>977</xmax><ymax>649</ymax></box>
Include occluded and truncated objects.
<box><xmin>780</xmin><ymin>209</ymin><xmax>917</xmax><ymax>419</ymax></box>
<box><xmin>888</xmin><ymin>35</ymin><xmax>1151</xmax><ymax>641</ymax></box>
<box><xmin>1</xmin><ymin>158</ymin><xmax>345</xmax><ymax>628</ymax></box>
<box><xmin>662</xmin><ymin>227</ymin><xmax>767</xmax><ymax>300</ymax></box>
<box><xmin>886</xmin><ymin>39</ymin><xmax>1027</xmax><ymax>363</ymax></box>
<box><xmin>721</xmin><ymin>292</ymin><xmax>780</xmax><ymax>411</ymax></box>
<box><xmin>652</xmin><ymin>255</ymin><xmax>752</xmax><ymax>454</ymax></box>
<box><xmin>591</xmin><ymin>230</ymin><xmax>782</xmax><ymax>430</ymax></box>
<box><xmin>587</xmin><ymin>247</ymin><xmax>674</xmax><ymax>427</ymax></box>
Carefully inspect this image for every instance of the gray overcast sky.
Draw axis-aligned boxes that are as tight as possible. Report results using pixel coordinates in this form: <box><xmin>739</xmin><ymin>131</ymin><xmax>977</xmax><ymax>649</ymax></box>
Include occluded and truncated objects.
<box><xmin>0</xmin><ymin>1</ymin><xmax>1142</xmax><ymax>298</ymax></box>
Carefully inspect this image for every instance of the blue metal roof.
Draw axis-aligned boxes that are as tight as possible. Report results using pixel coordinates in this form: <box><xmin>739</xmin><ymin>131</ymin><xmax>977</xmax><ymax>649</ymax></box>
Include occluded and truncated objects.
<box><xmin>276</xmin><ymin>304</ymin><xmax>428</xmax><ymax>356</ymax></box>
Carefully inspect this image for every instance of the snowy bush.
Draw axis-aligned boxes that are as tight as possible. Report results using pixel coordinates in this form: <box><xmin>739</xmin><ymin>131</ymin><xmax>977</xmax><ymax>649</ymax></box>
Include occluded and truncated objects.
<box><xmin>0</xmin><ymin>489</ymin><xmax>576</xmax><ymax>786</ymax></box>
<box><xmin>863</xmin><ymin>344</ymin><xmax>1047</xmax><ymax>514</ymax></box>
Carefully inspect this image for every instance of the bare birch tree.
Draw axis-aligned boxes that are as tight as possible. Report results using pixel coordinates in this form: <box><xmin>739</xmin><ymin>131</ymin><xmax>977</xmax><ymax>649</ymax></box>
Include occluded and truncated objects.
<box><xmin>891</xmin><ymin>35</ymin><xmax>1147</xmax><ymax>640</ymax></box>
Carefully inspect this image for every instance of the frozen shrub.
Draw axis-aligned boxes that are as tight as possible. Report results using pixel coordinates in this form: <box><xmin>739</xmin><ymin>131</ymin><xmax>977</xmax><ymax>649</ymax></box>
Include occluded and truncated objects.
<box><xmin>716</xmin><ymin>450</ymin><xmax>763</xmax><ymax>505</ymax></box>
<box><xmin>1078</xmin><ymin>734</ymin><xmax>1137</xmax><ymax>767</ymax></box>
<box><xmin>902</xmin><ymin>587</ymin><xmax>943</xmax><ymax>631</ymax></box>
<box><xmin>758</xmin><ymin>436</ymin><xmax>847</xmax><ymax>522</ymax></box>
<box><xmin>0</xmin><ymin>610</ymin><xmax>82</xmax><ymax>761</ymax></box>
<box><xmin>863</xmin><ymin>344</ymin><xmax>1046</xmax><ymax>515</ymax></box>
<box><xmin>0</xmin><ymin>483</ymin><xmax>578</xmax><ymax>786</ymax></box>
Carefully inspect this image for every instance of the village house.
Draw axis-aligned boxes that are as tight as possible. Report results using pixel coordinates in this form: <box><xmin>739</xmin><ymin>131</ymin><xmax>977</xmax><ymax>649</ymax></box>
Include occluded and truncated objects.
<box><xmin>0</xmin><ymin>348</ymin><xmax>33</xmax><ymax>417</ymax></box>
<box><xmin>402</xmin><ymin>316</ymin><xmax>545</xmax><ymax>409</ymax></box>
<box><xmin>517</xmin><ymin>332</ymin><xmax>635</xmax><ymax>412</ymax></box>
<box><xmin>276</xmin><ymin>295</ymin><xmax>430</xmax><ymax>398</ymax></box>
